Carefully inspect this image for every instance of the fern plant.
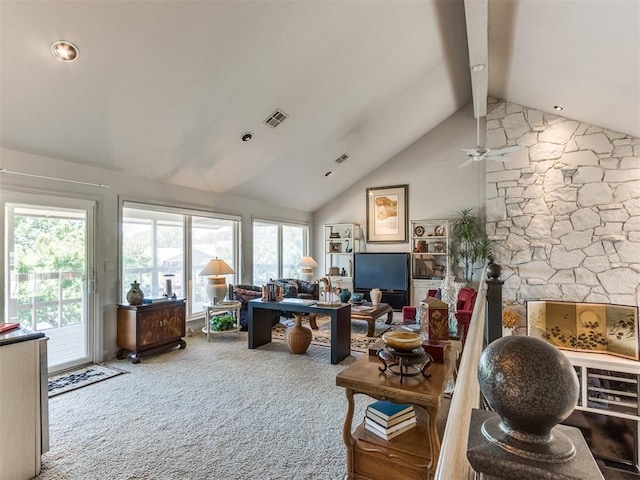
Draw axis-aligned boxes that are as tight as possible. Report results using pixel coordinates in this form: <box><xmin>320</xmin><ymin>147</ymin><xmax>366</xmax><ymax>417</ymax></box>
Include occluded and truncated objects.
<box><xmin>449</xmin><ymin>207</ymin><xmax>492</xmax><ymax>284</ymax></box>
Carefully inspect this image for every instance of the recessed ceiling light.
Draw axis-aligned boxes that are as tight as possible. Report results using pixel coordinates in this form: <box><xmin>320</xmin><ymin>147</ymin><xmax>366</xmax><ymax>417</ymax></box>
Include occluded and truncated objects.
<box><xmin>241</xmin><ymin>132</ymin><xmax>253</xmax><ymax>142</ymax></box>
<box><xmin>553</xmin><ymin>105</ymin><xmax>564</xmax><ymax>111</ymax></box>
<box><xmin>51</xmin><ymin>41</ymin><xmax>79</xmax><ymax>62</ymax></box>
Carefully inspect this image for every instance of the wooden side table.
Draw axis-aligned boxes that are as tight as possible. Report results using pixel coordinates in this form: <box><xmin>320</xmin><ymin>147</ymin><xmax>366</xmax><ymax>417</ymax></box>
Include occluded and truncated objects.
<box><xmin>335</xmin><ymin>342</ymin><xmax>460</xmax><ymax>480</ymax></box>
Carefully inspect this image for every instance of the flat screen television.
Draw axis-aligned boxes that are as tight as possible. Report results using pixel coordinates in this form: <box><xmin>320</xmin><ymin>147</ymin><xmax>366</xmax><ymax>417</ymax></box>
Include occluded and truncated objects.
<box><xmin>353</xmin><ymin>253</ymin><xmax>409</xmax><ymax>292</ymax></box>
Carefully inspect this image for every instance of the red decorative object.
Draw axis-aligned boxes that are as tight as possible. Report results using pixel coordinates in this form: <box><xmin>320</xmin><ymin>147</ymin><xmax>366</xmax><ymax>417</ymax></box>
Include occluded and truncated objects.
<box><xmin>402</xmin><ymin>306</ymin><xmax>416</xmax><ymax>325</ymax></box>
<box><xmin>422</xmin><ymin>340</ymin><xmax>447</xmax><ymax>363</ymax></box>
<box><xmin>425</xmin><ymin>297</ymin><xmax>449</xmax><ymax>341</ymax></box>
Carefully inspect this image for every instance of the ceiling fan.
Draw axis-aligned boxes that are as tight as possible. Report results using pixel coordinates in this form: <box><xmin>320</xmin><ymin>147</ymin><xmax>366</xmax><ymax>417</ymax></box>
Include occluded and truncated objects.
<box><xmin>459</xmin><ymin>116</ymin><xmax>524</xmax><ymax>168</ymax></box>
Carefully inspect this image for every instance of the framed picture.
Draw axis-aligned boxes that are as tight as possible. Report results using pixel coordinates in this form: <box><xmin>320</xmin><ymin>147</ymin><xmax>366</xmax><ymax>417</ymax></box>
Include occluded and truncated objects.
<box><xmin>329</xmin><ymin>242</ymin><xmax>342</xmax><ymax>253</ymax></box>
<box><xmin>366</xmin><ymin>185</ymin><xmax>408</xmax><ymax>243</ymax></box>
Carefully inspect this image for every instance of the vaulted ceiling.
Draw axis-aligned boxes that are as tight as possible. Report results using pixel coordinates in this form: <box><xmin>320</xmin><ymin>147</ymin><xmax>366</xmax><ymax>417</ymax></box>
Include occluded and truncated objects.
<box><xmin>1</xmin><ymin>1</ymin><xmax>638</xmax><ymax>211</ymax></box>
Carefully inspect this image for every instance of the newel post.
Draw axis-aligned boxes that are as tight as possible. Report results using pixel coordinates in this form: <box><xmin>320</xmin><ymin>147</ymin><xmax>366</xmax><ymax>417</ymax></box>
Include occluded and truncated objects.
<box><xmin>467</xmin><ymin>336</ymin><xmax>604</xmax><ymax>480</ymax></box>
<box><xmin>485</xmin><ymin>258</ymin><xmax>503</xmax><ymax>346</ymax></box>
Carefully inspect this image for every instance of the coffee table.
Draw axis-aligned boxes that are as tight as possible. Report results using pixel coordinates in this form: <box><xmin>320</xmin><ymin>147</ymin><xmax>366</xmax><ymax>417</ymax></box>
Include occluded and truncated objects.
<box><xmin>349</xmin><ymin>302</ymin><xmax>393</xmax><ymax>337</ymax></box>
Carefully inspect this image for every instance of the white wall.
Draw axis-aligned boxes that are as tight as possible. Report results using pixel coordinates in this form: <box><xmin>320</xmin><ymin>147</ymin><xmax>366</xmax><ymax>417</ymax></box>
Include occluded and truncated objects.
<box><xmin>0</xmin><ymin>147</ymin><xmax>312</xmax><ymax>360</ymax></box>
<box><xmin>313</xmin><ymin>104</ymin><xmax>484</xmax><ymax>275</ymax></box>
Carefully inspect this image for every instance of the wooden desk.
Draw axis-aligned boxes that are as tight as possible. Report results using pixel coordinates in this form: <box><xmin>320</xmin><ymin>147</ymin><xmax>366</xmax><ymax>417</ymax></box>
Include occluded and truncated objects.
<box><xmin>248</xmin><ymin>299</ymin><xmax>351</xmax><ymax>364</ymax></box>
<box><xmin>336</xmin><ymin>342</ymin><xmax>460</xmax><ymax>480</ymax></box>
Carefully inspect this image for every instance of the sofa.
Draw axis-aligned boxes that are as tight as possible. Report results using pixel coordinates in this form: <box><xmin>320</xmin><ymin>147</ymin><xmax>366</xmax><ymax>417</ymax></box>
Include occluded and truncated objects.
<box><xmin>232</xmin><ymin>279</ymin><xmax>319</xmax><ymax>331</ymax></box>
<box><xmin>232</xmin><ymin>284</ymin><xmax>277</xmax><ymax>331</ymax></box>
<box><xmin>271</xmin><ymin>278</ymin><xmax>319</xmax><ymax>300</ymax></box>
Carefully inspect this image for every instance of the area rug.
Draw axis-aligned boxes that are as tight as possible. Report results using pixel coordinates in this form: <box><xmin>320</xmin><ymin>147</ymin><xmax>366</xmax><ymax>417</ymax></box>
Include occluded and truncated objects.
<box><xmin>48</xmin><ymin>364</ymin><xmax>128</xmax><ymax>397</ymax></box>
<box><xmin>272</xmin><ymin>314</ymin><xmax>402</xmax><ymax>353</ymax></box>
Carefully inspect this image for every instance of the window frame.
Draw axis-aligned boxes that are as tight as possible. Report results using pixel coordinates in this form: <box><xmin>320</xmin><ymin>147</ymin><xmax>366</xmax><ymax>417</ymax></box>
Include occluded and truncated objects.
<box><xmin>120</xmin><ymin>200</ymin><xmax>241</xmax><ymax>319</ymax></box>
<box><xmin>252</xmin><ymin>217</ymin><xmax>310</xmax><ymax>284</ymax></box>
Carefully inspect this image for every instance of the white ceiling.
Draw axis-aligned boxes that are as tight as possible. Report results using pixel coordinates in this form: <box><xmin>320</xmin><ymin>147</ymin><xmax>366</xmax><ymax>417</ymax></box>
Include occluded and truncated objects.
<box><xmin>1</xmin><ymin>1</ymin><xmax>638</xmax><ymax>212</ymax></box>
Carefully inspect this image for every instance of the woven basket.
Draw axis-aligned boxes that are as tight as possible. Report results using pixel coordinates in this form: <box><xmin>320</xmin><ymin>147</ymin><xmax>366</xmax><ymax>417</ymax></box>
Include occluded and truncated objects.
<box><xmin>285</xmin><ymin>314</ymin><xmax>312</xmax><ymax>354</ymax></box>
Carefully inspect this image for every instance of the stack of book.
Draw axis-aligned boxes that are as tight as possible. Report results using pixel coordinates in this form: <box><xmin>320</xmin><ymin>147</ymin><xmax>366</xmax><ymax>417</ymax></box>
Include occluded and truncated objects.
<box><xmin>364</xmin><ymin>400</ymin><xmax>416</xmax><ymax>440</ymax></box>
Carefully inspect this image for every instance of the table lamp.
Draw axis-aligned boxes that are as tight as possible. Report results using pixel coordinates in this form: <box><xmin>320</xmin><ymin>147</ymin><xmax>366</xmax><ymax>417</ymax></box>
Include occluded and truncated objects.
<box><xmin>296</xmin><ymin>256</ymin><xmax>318</xmax><ymax>282</ymax></box>
<box><xmin>199</xmin><ymin>258</ymin><xmax>234</xmax><ymax>304</ymax></box>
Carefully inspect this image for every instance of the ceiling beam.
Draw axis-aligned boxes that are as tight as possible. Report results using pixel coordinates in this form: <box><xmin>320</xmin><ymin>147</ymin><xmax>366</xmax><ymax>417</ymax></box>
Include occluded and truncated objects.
<box><xmin>464</xmin><ymin>0</ymin><xmax>488</xmax><ymax>119</ymax></box>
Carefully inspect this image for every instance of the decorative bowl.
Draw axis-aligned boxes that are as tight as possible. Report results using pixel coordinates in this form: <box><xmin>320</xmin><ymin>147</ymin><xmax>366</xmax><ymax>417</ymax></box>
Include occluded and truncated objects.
<box><xmin>350</xmin><ymin>292</ymin><xmax>364</xmax><ymax>303</ymax></box>
<box><xmin>382</xmin><ymin>331</ymin><xmax>423</xmax><ymax>352</ymax></box>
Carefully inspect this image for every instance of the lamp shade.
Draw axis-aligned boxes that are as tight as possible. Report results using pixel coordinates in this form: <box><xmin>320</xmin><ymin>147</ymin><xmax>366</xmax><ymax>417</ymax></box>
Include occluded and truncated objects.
<box><xmin>296</xmin><ymin>256</ymin><xmax>318</xmax><ymax>269</ymax></box>
<box><xmin>296</xmin><ymin>256</ymin><xmax>318</xmax><ymax>282</ymax></box>
<box><xmin>199</xmin><ymin>259</ymin><xmax>234</xmax><ymax>304</ymax></box>
<box><xmin>199</xmin><ymin>258</ymin><xmax>234</xmax><ymax>276</ymax></box>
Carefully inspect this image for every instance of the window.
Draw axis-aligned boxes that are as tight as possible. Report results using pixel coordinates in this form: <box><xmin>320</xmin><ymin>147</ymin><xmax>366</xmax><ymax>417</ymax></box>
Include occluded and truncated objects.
<box><xmin>122</xmin><ymin>203</ymin><xmax>239</xmax><ymax>317</ymax></box>
<box><xmin>252</xmin><ymin>219</ymin><xmax>308</xmax><ymax>284</ymax></box>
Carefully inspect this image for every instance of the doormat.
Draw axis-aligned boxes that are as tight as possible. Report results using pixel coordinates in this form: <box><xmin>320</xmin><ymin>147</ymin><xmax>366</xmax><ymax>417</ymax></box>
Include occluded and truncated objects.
<box><xmin>48</xmin><ymin>364</ymin><xmax>128</xmax><ymax>398</ymax></box>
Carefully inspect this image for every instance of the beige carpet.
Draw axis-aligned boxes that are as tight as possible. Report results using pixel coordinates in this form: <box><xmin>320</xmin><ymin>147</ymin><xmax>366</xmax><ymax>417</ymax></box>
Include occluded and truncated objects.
<box><xmin>37</xmin><ymin>331</ymin><xmax>371</xmax><ymax>480</ymax></box>
<box><xmin>272</xmin><ymin>314</ymin><xmax>402</xmax><ymax>353</ymax></box>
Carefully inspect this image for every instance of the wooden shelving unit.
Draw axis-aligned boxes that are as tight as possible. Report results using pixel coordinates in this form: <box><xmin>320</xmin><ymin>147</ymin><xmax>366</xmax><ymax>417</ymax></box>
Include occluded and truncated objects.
<box><xmin>409</xmin><ymin>219</ymin><xmax>450</xmax><ymax>306</ymax></box>
<box><xmin>324</xmin><ymin>223</ymin><xmax>361</xmax><ymax>293</ymax></box>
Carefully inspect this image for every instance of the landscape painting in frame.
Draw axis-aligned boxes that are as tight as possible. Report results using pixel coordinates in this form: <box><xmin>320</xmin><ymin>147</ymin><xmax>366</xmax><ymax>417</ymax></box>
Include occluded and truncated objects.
<box><xmin>527</xmin><ymin>300</ymin><xmax>639</xmax><ymax>360</ymax></box>
<box><xmin>365</xmin><ymin>184</ymin><xmax>408</xmax><ymax>243</ymax></box>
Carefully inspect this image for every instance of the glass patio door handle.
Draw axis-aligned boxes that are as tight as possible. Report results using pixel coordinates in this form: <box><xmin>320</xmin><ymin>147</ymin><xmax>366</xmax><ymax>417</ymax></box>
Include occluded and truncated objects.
<box><xmin>87</xmin><ymin>278</ymin><xmax>96</xmax><ymax>294</ymax></box>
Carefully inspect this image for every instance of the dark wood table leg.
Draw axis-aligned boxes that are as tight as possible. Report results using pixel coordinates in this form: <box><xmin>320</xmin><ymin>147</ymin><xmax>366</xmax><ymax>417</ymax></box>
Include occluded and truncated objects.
<box><xmin>386</xmin><ymin>308</ymin><xmax>393</xmax><ymax>324</ymax></box>
<box><xmin>248</xmin><ymin>305</ymin><xmax>273</xmax><ymax>349</ymax></box>
<box><xmin>331</xmin><ymin>307</ymin><xmax>351</xmax><ymax>364</ymax></box>
<box><xmin>366</xmin><ymin>319</ymin><xmax>375</xmax><ymax>337</ymax></box>
<box><xmin>308</xmin><ymin>313</ymin><xmax>318</xmax><ymax>329</ymax></box>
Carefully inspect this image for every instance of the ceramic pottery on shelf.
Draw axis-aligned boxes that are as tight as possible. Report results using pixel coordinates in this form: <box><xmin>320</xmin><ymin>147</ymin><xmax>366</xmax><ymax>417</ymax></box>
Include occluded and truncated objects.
<box><xmin>370</xmin><ymin>288</ymin><xmax>382</xmax><ymax>306</ymax></box>
<box><xmin>126</xmin><ymin>281</ymin><xmax>144</xmax><ymax>306</ymax></box>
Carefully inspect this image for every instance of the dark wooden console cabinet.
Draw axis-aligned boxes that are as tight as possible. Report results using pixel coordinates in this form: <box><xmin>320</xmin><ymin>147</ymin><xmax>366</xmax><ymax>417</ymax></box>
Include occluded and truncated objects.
<box><xmin>117</xmin><ymin>299</ymin><xmax>186</xmax><ymax>363</ymax></box>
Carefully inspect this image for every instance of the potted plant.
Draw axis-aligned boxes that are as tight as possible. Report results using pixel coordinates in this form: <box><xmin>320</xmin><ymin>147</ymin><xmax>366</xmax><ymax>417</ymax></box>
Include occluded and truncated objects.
<box><xmin>449</xmin><ymin>207</ymin><xmax>492</xmax><ymax>284</ymax></box>
<box><xmin>210</xmin><ymin>314</ymin><xmax>237</xmax><ymax>331</ymax></box>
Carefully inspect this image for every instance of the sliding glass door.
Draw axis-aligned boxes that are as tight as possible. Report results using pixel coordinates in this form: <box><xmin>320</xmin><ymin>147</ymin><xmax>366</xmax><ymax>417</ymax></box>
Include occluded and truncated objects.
<box><xmin>2</xmin><ymin>192</ymin><xmax>96</xmax><ymax>373</ymax></box>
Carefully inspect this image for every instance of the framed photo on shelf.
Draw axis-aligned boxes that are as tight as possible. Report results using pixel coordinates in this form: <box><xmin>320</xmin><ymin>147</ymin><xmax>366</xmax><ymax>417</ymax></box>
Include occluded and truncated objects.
<box><xmin>366</xmin><ymin>185</ymin><xmax>408</xmax><ymax>243</ymax></box>
<box><xmin>329</xmin><ymin>242</ymin><xmax>342</xmax><ymax>253</ymax></box>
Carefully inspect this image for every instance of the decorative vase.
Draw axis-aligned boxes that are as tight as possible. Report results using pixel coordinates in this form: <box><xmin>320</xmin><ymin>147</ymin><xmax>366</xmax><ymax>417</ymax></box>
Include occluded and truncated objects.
<box><xmin>285</xmin><ymin>313</ymin><xmax>312</xmax><ymax>354</ymax></box>
<box><xmin>370</xmin><ymin>288</ymin><xmax>382</xmax><ymax>306</ymax></box>
<box><xmin>126</xmin><ymin>281</ymin><xmax>144</xmax><ymax>306</ymax></box>
<box><xmin>339</xmin><ymin>288</ymin><xmax>351</xmax><ymax>303</ymax></box>
<box><xmin>347</xmin><ymin>260</ymin><xmax>353</xmax><ymax>277</ymax></box>
<box><xmin>433</xmin><ymin>241</ymin><xmax>445</xmax><ymax>253</ymax></box>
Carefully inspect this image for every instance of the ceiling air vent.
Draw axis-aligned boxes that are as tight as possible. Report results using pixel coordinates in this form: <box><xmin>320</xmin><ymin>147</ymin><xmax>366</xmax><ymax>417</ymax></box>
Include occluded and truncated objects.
<box><xmin>335</xmin><ymin>153</ymin><xmax>349</xmax><ymax>164</ymax></box>
<box><xmin>264</xmin><ymin>109</ymin><xmax>288</xmax><ymax>128</ymax></box>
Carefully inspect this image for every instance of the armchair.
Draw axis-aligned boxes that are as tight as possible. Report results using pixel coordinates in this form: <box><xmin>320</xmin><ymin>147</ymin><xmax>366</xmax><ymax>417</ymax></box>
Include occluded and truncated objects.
<box><xmin>454</xmin><ymin>287</ymin><xmax>477</xmax><ymax>344</ymax></box>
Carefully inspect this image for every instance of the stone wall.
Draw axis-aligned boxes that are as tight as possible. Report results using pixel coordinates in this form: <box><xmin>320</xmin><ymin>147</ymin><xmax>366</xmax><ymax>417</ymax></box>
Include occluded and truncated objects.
<box><xmin>485</xmin><ymin>98</ymin><xmax>640</xmax><ymax>324</ymax></box>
